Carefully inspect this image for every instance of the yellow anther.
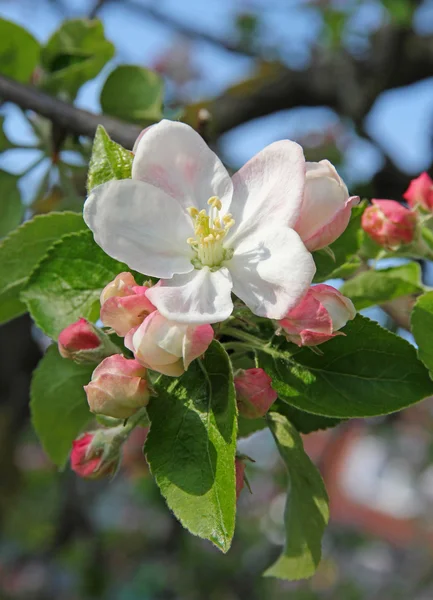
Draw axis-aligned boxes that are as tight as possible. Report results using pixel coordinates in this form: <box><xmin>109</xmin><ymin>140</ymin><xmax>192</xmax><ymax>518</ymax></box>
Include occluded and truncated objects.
<box><xmin>199</xmin><ymin>209</ymin><xmax>207</xmax><ymax>217</ymax></box>
<box><xmin>223</xmin><ymin>214</ymin><xmax>233</xmax><ymax>224</ymax></box>
<box><xmin>187</xmin><ymin>237</ymin><xmax>196</xmax><ymax>245</ymax></box>
<box><xmin>187</xmin><ymin>207</ymin><xmax>199</xmax><ymax>218</ymax></box>
<box><xmin>203</xmin><ymin>234</ymin><xmax>215</xmax><ymax>243</ymax></box>
<box><xmin>225</xmin><ymin>219</ymin><xmax>235</xmax><ymax>229</ymax></box>
<box><xmin>207</xmin><ymin>196</ymin><xmax>222</xmax><ymax>210</ymax></box>
<box><xmin>214</xmin><ymin>218</ymin><xmax>221</xmax><ymax>229</ymax></box>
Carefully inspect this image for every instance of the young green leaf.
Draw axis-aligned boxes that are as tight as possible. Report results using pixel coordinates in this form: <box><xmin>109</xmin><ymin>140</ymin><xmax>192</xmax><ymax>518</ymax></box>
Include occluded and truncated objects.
<box><xmin>31</xmin><ymin>345</ymin><xmax>93</xmax><ymax>468</ymax></box>
<box><xmin>313</xmin><ymin>203</ymin><xmax>365</xmax><ymax>282</ymax></box>
<box><xmin>411</xmin><ymin>291</ymin><xmax>433</xmax><ymax>376</ymax></box>
<box><xmin>0</xmin><ymin>171</ymin><xmax>23</xmax><ymax>238</ymax></box>
<box><xmin>100</xmin><ymin>65</ymin><xmax>163</xmax><ymax>124</ymax></box>
<box><xmin>145</xmin><ymin>340</ymin><xmax>237</xmax><ymax>553</ymax></box>
<box><xmin>258</xmin><ymin>315</ymin><xmax>432</xmax><ymax>418</ymax></box>
<box><xmin>273</xmin><ymin>402</ymin><xmax>342</xmax><ymax>434</ymax></box>
<box><xmin>87</xmin><ymin>125</ymin><xmax>133</xmax><ymax>192</ymax></box>
<box><xmin>22</xmin><ymin>229</ymin><xmax>129</xmax><ymax>340</ymax></box>
<box><xmin>0</xmin><ymin>212</ymin><xmax>87</xmax><ymax>325</ymax></box>
<box><xmin>264</xmin><ymin>412</ymin><xmax>329</xmax><ymax>580</ymax></box>
<box><xmin>0</xmin><ymin>18</ymin><xmax>40</xmax><ymax>82</ymax></box>
<box><xmin>41</xmin><ymin>19</ymin><xmax>115</xmax><ymax>98</ymax></box>
<box><xmin>340</xmin><ymin>262</ymin><xmax>423</xmax><ymax>310</ymax></box>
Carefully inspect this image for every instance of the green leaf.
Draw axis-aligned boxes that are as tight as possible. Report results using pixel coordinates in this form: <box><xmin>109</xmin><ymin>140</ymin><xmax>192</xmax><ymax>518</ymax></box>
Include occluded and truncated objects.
<box><xmin>273</xmin><ymin>402</ymin><xmax>342</xmax><ymax>434</ymax></box>
<box><xmin>238</xmin><ymin>415</ymin><xmax>267</xmax><ymax>438</ymax></box>
<box><xmin>340</xmin><ymin>263</ymin><xmax>423</xmax><ymax>310</ymax></box>
<box><xmin>258</xmin><ymin>315</ymin><xmax>432</xmax><ymax>418</ymax></box>
<box><xmin>0</xmin><ymin>19</ymin><xmax>40</xmax><ymax>83</ymax></box>
<box><xmin>0</xmin><ymin>212</ymin><xmax>86</xmax><ymax>325</ymax></box>
<box><xmin>313</xmin><ymin>203</ymin><xmax>365</xmax><ymax>283</ymax></box>
<box><xmin>41</xmin><ymin>19</ymin><xmax>115</xmax><ymax>98</ymax></box>
<box><xmin>264</xmin><ymin>412</ymin><xmax>329</xmax><ymax>580</ymax></box>
<box><xmin>145</xmin><ymin>340</ymin><xmax>237</xmax><ymax>553</ymax></box>
<box><xmin>31</xmin><ymin>345</ymin><xmax>93</xmax><ymax>467</ymax></box>
<box><xmin>0</xmin><ymin>170</ymin><xmax>23</xmax><ymax>238</ymax></box>
<box><xmin>87</xmin><ymin>125</ymin><xmax>133</xmax><ymax>192</ymax></box>
<box><xmin>22</xmin><ymin>229</ymin><xmax>129</xmax><ymax>340</ymax></box>
<box><xmin>411</xmin><ymin>292</ymin><xmax>433</xmax><ymax>376</ymax></box>
<box><xmin>100</xmin><ymin>65</ymin><xmax>163</xmax><ymax>124</ymax></box>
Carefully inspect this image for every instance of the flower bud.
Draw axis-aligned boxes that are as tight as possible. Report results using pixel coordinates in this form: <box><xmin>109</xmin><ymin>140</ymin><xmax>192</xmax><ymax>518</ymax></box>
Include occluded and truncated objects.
<box><xmin>361</xmin><ymin>199</ymin><xmax>417</xmax><ymax>249</ymax></box>
<box><xmin>70</xmin><ymin>432</ymin><xmax>119</xmax><ymax>479</ymax></box>
<box><xmin>125</xmin><ymin>310</ymin><xmax>214</xmax><ymax>377</ymax></box>
<box><xmin>100</xmin><ymin>273</ymin><xmax>156</xmax><ymax>337</ymax></box>
<box><xmin>58</xmin><ymin>318</ymin><xmax>118</xmax><ymax>364</ymax></box>
<box><xmin>403</xmin><ymin>172</ymin><xmax>433</xmax><ymax>212</ymax></box>
<box><xmin>235</xmin><ymin>368</ymin><xmax>277</xmax><ymax>419</ymax></box>
<box><xmin>278</xmin><ymin>284</ymin><xmax>356</xmax><ymax>347</ymax></box>
<box><xmin>294</xmin><ymin>160</ymin><xmax>359</xmax><ymax>251</ymax></box>
<box><xmin>84</xmin><ymin>355</ymin><xmax>150</xmax><ymax>419</ymax></box>
<box><xmin>235</xmin><ymin>458</ymin><xmax>246</xmax><ymax>500</ymax></box>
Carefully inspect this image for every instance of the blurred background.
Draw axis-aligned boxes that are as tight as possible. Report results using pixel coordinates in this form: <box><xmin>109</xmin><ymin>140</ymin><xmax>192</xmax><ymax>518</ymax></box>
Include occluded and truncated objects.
<box><xmin>2</xmin><ymin>0</ymin><xmax>433</xmax><ymax>598</ymax></box>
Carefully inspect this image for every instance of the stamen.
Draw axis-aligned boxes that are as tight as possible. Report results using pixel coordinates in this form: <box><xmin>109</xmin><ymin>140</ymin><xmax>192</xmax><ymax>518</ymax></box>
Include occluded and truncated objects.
<box><xmin>187</xmin><ymin>207</ymin><xmax>199</xmax><ymax>218</ymax></box>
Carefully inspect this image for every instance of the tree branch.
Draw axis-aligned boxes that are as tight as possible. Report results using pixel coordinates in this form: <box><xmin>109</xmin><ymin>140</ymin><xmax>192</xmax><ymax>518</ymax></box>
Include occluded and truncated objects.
<box><xmin>0</xmin><ymin>74</ymin><xmax>142</xmax><ymax>150</ymax></box>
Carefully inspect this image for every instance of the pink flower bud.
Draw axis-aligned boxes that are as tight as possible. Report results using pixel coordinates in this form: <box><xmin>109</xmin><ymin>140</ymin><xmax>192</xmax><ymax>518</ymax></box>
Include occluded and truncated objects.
<box><xmin>84</xmin><ymin>355</ymin><xmax>150</xmax><ymax>419</ymax></box>
<box><xmin>278</xmin><ymin>284</ymin><xmax>356</xmax><ymax>347</ymax></box>
<box><xmin>361</xmin><ymin>199</ymin><xmax>417</xmax><ymax>249</ymax></box>
<box><xmin>294</xmin><ymin>160</ymin><xmax>359</xmax><ymax>251</ymax></box>
<box><xmin>235</xmin><ymin>458</ymin><xmax>246</xmax><ymax>499</ymax></box>
<box><xmin>125</xmin><ymin>310</ymin><xmax>214</xmax><ymax>377</ymax></box>
<box><xmin>403</xmin><ymin>172</ymin><xmax>433</xmax><ymax>211</ymax></box>
<box><xmin>70</xmin><ymin>432</ymin><xmax>118</xmax><ymax>479</ymax></box>
<box><xmin>100</xmin><ymin>273</ymin><xmax>156</xmax><ymax>337</ymax></box>
<box><xmin>58</xmin><ymin>318</ymin><xmax>117</xmax><ymax>364</ymax></box>
<box><xmin>235</xmin><ymin>368</ymin><xmax>277</xmax><ymax>419</ymax></box>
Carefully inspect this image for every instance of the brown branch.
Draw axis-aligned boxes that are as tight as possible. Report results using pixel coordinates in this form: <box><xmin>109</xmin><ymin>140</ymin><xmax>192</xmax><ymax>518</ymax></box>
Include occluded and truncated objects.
<box><xmin>0</xmin><ymin>74</ymin><xmax>142</xmax><ymax>150</ymax></box>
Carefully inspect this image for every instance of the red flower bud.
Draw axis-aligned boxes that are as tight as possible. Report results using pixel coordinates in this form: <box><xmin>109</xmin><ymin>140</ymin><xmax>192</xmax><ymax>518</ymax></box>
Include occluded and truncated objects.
<box><xmin>70</xmin><ymin>432</ymin><xmax>118</xmax><ymax>479</ymax></box>
<box><xmin>58</xmin><ymin>318</ymin><xmax>100</xmax><ymax>357</ymax></box>
<box><xmin>235</xmin><ymin>368</ymin><xmax>277</xmax><ymax>419</ymax></box>
<box><xmin>403</xmin><ymin>172</ymin><xmax>433</xmax><ymax>212</ymax></box>
<box><xmin>84</xmin><ymin>355</ymin><xmax>150</xmax><ymax>419</ymax></box>
<box><xmin>362</xmin><ymin>200</ymin><xmax>417</xmax><ymax>249</ymax></box>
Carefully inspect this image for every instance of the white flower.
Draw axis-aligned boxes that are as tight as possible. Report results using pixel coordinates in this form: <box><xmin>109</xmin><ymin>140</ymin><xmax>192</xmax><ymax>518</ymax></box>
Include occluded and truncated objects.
<box><xmin>84</xmin><ymin>120</ymin><xmax>315</xmax><ymax>324</ymax></box>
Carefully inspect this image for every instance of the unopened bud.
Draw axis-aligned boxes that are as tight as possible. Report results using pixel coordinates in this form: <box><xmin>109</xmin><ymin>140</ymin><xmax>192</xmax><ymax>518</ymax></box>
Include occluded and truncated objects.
<box><xmin>70</xmin><ymin>431</ymin><xmax>119</xmax><ymax>479</ymax></box>
<box><xmin>235</xmin><ymin>368</ymin><xmax>277</xmax><ymax>419</ymax></box>
<box><xmin>84</xmin><ymin>355</ymin><xmax>150</xmax><ymax>419</ymax></box>
<box><xmin>362</xmin><ymin>199</ymin><xmax>417</xmax><ymax>250</ymax></box>
<box><xmin>403</xmin><ymin>172</ymin><xmax>433</xmax><ymax>212</ymax></box>
<box><xmin>58</xmin><ymin>318</ymin><xmax>118</xmax><ymax>364</ymax></box>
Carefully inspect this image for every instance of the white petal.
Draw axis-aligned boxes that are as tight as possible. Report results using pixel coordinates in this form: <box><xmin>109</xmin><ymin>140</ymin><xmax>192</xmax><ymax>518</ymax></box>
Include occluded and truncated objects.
<box><xmin>132</xmin><ymin>119</ymin><xmax>233</xmax><ymax>213</ymax></box>
<box><xmin>227</xmin><ymin>140</ymin><xmax>305</xmax><ymax>245</ymax></box>
<box><xmin>84</xmin><ymin>179</ymin><xmax>194</xmax><ymax>279</ymax></box>
<box><xmin>228</xmin><ymin>226</ymin><xmax>316</xmax><ymax>320</ymax></box>
<box><xmin>146</xmin><ymin>267</ymin><xmax>234</xmax><ymax>324</ymax></box>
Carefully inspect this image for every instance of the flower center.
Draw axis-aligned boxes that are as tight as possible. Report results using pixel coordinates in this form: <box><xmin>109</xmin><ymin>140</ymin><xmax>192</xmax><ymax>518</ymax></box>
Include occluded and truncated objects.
<box><xmin>187</xmin><ymin>197</ymin><xmax>235</xmax><ymax>268</ymax></box>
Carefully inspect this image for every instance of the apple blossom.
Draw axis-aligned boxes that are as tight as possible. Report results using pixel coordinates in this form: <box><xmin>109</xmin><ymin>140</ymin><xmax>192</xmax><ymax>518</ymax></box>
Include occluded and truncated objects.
<box><xmin>294</xmin><ymin>160</ymin><xmax>359</xmax><ymax>251</ymax></box>
<box><xmin>278</xmin><ymin>284</ymin><xmax>356</xmax><ymax>347</ymax></box>
<box><xmin>58</xmin><ymin>318</ymin><xmax>118</xmax><ymax>364</ymax></box>
<box><xmin>125</xmin><ymin>310</ymin><xmax>214</xmax><ymax>376</ymax></box>
<box><xmin>84</xmin><ymin>120</ymin><xmax>315</xmax><ymax>324</ymax></box>
<box><xmin>361</xmin><ymin>199</ymin><xmax>417</xmax><ymax>249</ymax></box>
<box><xmin>403</xmin><ymin>172</ymin><xmax>433</xmax><ymax>211</ymax></box>
<box><xmin>84</xmin><ymin>354</ymin><xmax>149</xmax><ymax>419</ymax></box>
<box><xmin>70</xmin><ymin>432</ymin><xmax>118</xmax><ymax>479</ymax></box>
<box><xmin>235</xmin><ymin>368</ymin><xmax>277</xmax><ymax>419</ymax></box>
<box><xmin>100</xmin><ymin>272</ymin><xmax>156</xmax><ymax>336</ymax></box>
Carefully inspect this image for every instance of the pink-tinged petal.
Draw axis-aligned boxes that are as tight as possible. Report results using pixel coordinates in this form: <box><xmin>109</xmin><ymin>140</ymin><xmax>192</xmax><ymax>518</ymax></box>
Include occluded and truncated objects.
<box><xmin>298</xmin><ymin>330</ymin><xmax>344</xmax><ymax>346</ymax></box>
<box><xmin>100</xmin><ymin>272</ymin><xmax>137</xmax><ymax>304</ymax></box>
<box><xmin>403</xmin><ymin>172</ymin><xmax>433</xmax><ymax>211</ymax></box>
<box><xmin>228</xmin><ymin>140</ymin><xmax>306</xmax><ymax>244</ymax></box>
<box><xmin>361</xmin><ymin>200</ymin><xmax>417</xmax><ymax>249</ymax></box>
<box><xmin>83</xmin><ymin>178</ymin><xmax>195</xmax><ymax>279</ymax></box>
<box><xmin>91</xmin><ymin>354</ymin><xmax>146</xmax><ymax>378</ymax></box>
<box><xmin>132</xmin><ymin>119</ymin><xmax>233</xmax><ymax>214</ymax></box>
<box><xmin>312</xmin><ymin>284</ymin><xmax>356</xmax><ymax>331</ymax></box>
<box><xmin>147</xmin><ymin>267</ymin><xmax>234</xmax><ymax>324</ymax></box>
<box><xmin>183</xmin><ymin>324</ymin><xmax>214</xmax><ymax>369</ymax></box>
<box><xmin>279</xmin><ymin>293</ymin><xmax>333</xmax><ymax>336</ymax></box>
<box><xmin>228</xmin><ymin>225</ymin><xmax>315</xmax><ymax>320</ymax></box>
<box><xmin>302</xmin><ymin>195</ymin><xmax>359</xmax><ymax>251</ymax></box>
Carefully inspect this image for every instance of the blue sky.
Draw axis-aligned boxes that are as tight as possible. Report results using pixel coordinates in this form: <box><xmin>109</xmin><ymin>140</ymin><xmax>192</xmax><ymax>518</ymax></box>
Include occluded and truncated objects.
<box><xmin>1</xmin><ymin>0</ymin><xmax>433</xmax><ymax>193</ymax></box>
